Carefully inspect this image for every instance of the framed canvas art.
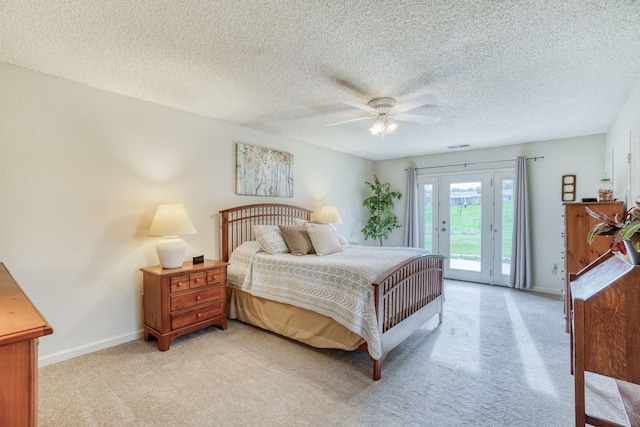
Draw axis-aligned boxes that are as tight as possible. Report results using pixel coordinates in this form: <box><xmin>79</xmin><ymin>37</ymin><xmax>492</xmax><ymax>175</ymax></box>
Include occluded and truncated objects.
<box><xmin>236</xmin><ymin>143</ymin><xmax>294</xmax><ymax>197</ymax></box>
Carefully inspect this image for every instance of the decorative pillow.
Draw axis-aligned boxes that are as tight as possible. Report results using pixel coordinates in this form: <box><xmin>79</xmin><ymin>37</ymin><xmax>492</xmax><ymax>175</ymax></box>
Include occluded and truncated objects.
<box><xmin>305</xmin><ymin>223</ymin><xmax>343</xmax><ymax>256</ymax></box>
<box><xmin>278</xmin><ymin>225</ymin><xmax>315</xmax><ymax>256</ymax></box>
<box><xmin>310</xmin><ymin>220</ymin><xmax>349</xmax><ymax>245</ymax></box>
<box><xmin>253</xmin><ymin>225</ymin><xmax>289</xmax><ymax>254</ymax></box>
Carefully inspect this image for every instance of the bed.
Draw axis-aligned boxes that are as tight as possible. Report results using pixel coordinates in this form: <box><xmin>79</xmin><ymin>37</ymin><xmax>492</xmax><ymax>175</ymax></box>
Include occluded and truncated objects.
<box><xmin>220</xmin><ymin>203</ymin><xmax>445</xmax><ymax>380</ymax></box>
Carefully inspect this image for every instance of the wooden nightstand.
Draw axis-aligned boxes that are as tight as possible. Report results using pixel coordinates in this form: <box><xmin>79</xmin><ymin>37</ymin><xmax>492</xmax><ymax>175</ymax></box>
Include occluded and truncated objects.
<box><xmin>141</xmin><ymin>259</ymin><xmax>228</xmax><ymax>351</ymax></box>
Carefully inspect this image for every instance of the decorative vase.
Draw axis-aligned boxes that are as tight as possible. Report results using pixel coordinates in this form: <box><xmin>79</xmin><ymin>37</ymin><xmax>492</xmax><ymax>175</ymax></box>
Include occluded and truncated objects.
<box><xmin>623</xmin><ymin>240</ymin><xmax>640</xmax><ymax>265</ymax></box>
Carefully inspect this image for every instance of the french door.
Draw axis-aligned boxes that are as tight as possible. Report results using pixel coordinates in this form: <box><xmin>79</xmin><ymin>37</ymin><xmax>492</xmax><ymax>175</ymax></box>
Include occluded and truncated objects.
<box><xmin>418</xmin><ymin>171</ymin><xmax>514</xmax><ymax>285</ymax></box>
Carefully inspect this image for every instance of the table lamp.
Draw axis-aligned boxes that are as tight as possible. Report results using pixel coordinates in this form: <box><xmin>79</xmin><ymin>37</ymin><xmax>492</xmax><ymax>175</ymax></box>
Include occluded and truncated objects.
<box><xmin>148</xmin><ymin>203</ymin><xmax>196</xmax><ymax>269</ymax></box>
<box><xmin>315</xmin><ymin>205</ymin><xmax>343</xmax><ymax>226</ymax></box>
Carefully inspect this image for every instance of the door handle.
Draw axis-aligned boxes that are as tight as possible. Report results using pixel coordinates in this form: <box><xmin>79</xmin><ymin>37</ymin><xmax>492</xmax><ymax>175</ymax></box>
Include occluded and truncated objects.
<box><xmin>441</xmin><ymin>227</ymin><xmax>447</xmax><ymax>232</ymax></box>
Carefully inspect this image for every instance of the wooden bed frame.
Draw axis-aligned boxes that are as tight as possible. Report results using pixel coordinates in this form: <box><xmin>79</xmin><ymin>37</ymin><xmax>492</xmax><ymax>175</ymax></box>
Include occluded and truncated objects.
<box><xmin>220</xmin><ymin>203</ymin><xmax>445</xmax><ymax>380</ymax></box>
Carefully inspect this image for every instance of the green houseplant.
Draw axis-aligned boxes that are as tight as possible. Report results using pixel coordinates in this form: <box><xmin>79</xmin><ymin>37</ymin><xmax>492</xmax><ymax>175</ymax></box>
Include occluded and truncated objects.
<box><xmin>362</xmin><ymin>176</ymin><xmax>402</xmax><ymax>246</ymax></box>
<box><xmin>586</xmin><ymin>202</ymin><xmax>640</xmax><ymax>260</ymax></box>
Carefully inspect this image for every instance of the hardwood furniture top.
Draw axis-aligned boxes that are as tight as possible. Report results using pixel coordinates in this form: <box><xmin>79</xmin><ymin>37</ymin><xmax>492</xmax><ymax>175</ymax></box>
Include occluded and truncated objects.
<box><xmin>0</xmin><ymin>262</ymin><xmax>53</xmax><ymax>346</ymax></box>
<box><xmin>562</xmin><ymin>201</ymin><xmax>624</xmax><ymax>207</ymax></box>
<box><xmin>140</xmin><ymin>259</ymin><xmax>228</xmax><ymax>276</ymax></box>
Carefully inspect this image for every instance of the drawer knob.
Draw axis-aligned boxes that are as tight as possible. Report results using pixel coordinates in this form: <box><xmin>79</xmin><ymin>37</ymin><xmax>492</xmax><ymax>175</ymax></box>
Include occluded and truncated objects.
<box><xmin>196</xmin><ymin>295</ymin><xmax>201</xmax><ymax>301</ymax></box>
<box><xmin>195</xmin><ymin>278</ymin><xmax>201</xmax><ymax>283</ymax></box>
<box><xmin>197</xmin><ymin>313</ymin><xmax>202</xmax><ymax>318</ymax></box>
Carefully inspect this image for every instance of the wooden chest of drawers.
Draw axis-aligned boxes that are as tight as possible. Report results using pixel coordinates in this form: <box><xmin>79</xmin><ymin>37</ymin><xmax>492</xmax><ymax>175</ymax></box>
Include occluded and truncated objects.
<box><xmin>1</xmin><ymin>262</ymin><xmax>53</xmax><ymax>427</ymax></box>
<box><xmin>141</xmin><ymin>259</ymin><xmax>228</xmax><ymax>351</ymax></box>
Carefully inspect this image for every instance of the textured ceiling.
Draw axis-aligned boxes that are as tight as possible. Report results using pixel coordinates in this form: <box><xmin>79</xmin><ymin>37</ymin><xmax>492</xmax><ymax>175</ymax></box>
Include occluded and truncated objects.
<box><xmin>2</xmin><ymin>1</ymin><xmax>640</xmax><ymax>161</ymax></box>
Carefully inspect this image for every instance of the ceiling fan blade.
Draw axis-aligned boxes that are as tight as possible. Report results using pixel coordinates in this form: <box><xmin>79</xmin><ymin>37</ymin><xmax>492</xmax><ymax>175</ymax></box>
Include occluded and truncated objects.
<box><xmin>393</xmin><ymin>94</ymin><xmax>438</xmax><ymax>113</ymax></box>
<box><xmin>325</xmin><ymin>116</ymin><xmax>374</xmax><ymax>127</ymax></box>
<box><xmin>395</xmin><ymin>113</ymin><xmax>441</xmax><ymax>125</ymax></box>
<box><xmin>342</xmin><ymin>101</ymin><xmax>377</xmax><ymax>114</ymax></box>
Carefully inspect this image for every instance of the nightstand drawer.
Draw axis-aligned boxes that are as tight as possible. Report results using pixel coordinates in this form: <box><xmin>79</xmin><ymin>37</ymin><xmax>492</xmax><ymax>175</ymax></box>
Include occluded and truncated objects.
<box><xmin>190</xmin><ymin>272</ymin><xmax>207</xmax><ymax>289</ymax></box>
<box><xmin>171</xmin><ymin>301</ymin><xmax>222</xmax><ymax>330</ymax></box>
<box><xmin>207</xmin><ymin>269</ymin><xmax>222</xmax><ymax>285</ymax></box>
<box><xmin>170</xmin><ymin>285</ymin><xmax>221</xmax><ymax>311</ymax></box>
<box><xmin>170</xmin><ymin>275</ymin><xmax>190</xmax><ymax>293</ymax></box>
<box><xmin>170</xmin><ymin>272</ymin><xmax>208</xmax><ymax>292</ymax></box>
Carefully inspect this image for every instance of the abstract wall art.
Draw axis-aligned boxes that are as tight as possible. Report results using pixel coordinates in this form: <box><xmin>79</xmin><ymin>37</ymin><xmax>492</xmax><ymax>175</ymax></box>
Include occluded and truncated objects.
<box><xmin>236</xmin><ymin>143</ymin><xmax>294</xmax><ymax>197</ymax></box>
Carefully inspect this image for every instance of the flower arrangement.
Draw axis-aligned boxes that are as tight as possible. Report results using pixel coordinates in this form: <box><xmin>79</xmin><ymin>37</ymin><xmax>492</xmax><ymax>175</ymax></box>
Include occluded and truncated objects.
<box><xmin>586</xmin><ymin>201</ymin><xmax>640</xmax><ymax>254</ymax></box>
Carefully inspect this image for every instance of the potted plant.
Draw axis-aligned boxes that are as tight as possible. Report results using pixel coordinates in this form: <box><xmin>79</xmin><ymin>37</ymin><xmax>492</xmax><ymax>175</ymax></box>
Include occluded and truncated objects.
<box><xmin>586</xmin><ymin>201</ymin><xmax>640</xmax><ymax>263</ymax></box>
<box><xmin>362</xmin><ymin>176</ymin><xmax>402</xmax><ymax>246</ymax></box>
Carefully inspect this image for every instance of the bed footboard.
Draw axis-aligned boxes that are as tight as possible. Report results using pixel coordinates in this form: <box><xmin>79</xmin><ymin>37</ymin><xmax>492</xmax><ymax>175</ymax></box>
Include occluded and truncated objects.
<box><xmin>370</xmin><ymin>254</ymin><xmax>445</xmax><ymax>380</ymax></box>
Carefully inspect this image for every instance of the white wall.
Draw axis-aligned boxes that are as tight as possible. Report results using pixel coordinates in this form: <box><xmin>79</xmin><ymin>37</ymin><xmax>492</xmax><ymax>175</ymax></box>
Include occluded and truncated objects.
<box><xmin>0</xmin><ymin>62</ymin><xmax>373</xmax><ymax>365</ymax></box>
<box><xmin>606</xmin><ymin>77</ymin><xmax>640</xmax><ymax>204</ymax></box>
<box><xmin>373</xmin><ymin>135</ymin><xmax>606</xmax><ymax>295</ymax></box>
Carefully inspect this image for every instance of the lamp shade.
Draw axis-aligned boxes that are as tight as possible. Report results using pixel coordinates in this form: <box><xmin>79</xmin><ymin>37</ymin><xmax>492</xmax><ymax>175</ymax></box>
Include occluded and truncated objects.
<box><xmin>316</xmin><ymin>205</ymin><xmax>343</xmax><ymax>225</ymax></box>
<box><xmin>148</xmin><ymin>203</ymin><xmax>196</xmax><ymax>269</ymax></box>
<box><xmin>148</xmin><ymin>203</ymin><xmax>196</xmax><ymax>237</ymax></box>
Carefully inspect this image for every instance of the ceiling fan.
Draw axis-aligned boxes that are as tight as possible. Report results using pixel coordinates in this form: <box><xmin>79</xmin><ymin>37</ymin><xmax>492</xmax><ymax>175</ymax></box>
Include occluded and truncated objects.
<box><xmin>326</xmin><ymin>93</ymin><xmax>440</xmax><ymax>137</ymax></box>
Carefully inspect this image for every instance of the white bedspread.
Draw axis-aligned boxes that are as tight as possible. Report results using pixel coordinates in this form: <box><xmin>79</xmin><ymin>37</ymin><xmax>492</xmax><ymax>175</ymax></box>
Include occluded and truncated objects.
<box><xmin>227</xmin><ymin>241</ymin><xmax>429</xmax><ymax>360</ymax></box>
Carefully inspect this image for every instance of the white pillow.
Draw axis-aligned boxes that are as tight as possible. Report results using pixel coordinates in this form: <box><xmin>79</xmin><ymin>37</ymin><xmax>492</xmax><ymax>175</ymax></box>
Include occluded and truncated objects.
<box><xmin>253</xmin><ymin>225</ymin><xmax>289</xmax><ymax>254</ymax></box>
<box><xmin>305</xmin><ymin>223</ymin><xmax>343</xmax><ymax>256</ymax></box>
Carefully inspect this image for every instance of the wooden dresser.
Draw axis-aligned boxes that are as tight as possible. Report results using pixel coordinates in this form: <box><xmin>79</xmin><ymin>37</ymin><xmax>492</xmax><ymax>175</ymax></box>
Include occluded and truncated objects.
<box><xmin>141</xmin><ymin>259</ymin><xmax>228</xmax><ymax>351</ymax></box>
<box><xmin>570</xmin><ymin>252</ymin><xmax>640</xmax><ymax>427</ymax></box>
<box><xmin>0</xmin><ymin>263</ymin><xmax>53</xmax><ymax>427</ymax></box>
<box><xmin>562</xmin><ymin>201</ymin><xmax>624</xmax><ymax>332</ymax></box>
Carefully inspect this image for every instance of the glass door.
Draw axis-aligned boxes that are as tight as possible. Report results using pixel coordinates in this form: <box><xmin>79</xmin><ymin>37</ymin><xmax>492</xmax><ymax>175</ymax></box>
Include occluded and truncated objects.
<box><xmin>418</xmin><ymin>170</ymin><xmax>514</xmax><ymax>285</ymax></box>
<box><xmin>419</xmin><ymin>177</ymin><xmax>439</xmax><ymax>253</ymax></box>
<box><xmin>493</xmin><ymin>171</ymin><xmax>514</xmax><ymax>286</ymax></box>
<box><xmin>439</xmin><ymin>173</ymin><xmax>493</xmax><ymax>283</ymax></box>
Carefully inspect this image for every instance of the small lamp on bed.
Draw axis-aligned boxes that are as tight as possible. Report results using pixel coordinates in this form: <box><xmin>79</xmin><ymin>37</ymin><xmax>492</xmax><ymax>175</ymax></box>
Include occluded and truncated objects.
<box><xmin>315</xmin><ymin>205</ymin><xmax>343</xmax><ymax>227</ymax></box>
<box><xmin>148</xmin><ymin>203</ymin><xmax>196</xmax><ymax>269</ymax></box>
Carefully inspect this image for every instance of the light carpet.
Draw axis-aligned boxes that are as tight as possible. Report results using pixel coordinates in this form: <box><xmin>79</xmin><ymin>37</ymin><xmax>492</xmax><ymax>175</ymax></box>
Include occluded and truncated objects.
<box><xmin>38</xmin><ymin>280</ymin><xmax>628</xmax><ymax>426</ymax></box>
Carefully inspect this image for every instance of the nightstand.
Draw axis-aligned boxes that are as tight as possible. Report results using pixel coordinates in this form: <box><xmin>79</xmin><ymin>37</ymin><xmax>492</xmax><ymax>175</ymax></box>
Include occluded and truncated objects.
<box><xmin>141</xmin><ymin>259</ymin><xmax>228</xmax><ymax>351</ymax></box>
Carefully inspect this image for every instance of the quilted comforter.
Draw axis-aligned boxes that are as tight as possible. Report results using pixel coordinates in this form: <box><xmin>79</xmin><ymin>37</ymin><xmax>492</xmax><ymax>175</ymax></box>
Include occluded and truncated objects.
<box><xmin>227</xmin><ymin>241</ymin><xmax>429</xmax><ymax>359</ymax></box>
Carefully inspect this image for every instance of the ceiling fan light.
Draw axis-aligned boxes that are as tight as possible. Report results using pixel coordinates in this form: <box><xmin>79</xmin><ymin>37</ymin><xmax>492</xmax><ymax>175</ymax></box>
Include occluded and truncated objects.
<box><xmin>372</xmin><ymin>121</ymin><xmax>385</xmax><ymax>133</ymax></box>
<box><xmin>387</xmin><ymin>122</ymin><xmax>397</xmax><ymax>132</ymax></box>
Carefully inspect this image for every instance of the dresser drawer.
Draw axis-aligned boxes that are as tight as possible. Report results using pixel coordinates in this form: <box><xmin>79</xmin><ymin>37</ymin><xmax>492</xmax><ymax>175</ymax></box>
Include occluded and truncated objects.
<box><xmin>171</xmin><ymin>301</ymin><xmax>222</xmax><ymax>330</ymax></box>
<box><xmin>170</xmin><ymin>285</ymin><xmax>221</xmax><ymax>311</ymax></box>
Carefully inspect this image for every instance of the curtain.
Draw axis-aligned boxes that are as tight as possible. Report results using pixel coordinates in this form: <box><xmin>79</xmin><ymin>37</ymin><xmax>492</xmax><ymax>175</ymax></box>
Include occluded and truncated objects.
<box><xmin>509</xmin><ymin>156</ymin><xmax>532</xmax><ymax>289</ymax></box>
<box><xmin>404</xmin><ymin>167</ymin><xmax>420</xmax><ymax>248</ymax></box>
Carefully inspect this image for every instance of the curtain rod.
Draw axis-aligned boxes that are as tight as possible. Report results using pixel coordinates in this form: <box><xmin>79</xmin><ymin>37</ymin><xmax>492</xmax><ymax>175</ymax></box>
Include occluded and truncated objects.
<box><xmin>406</xmin><ymin>156</ymin><xmax>544</xmax><ymax>171</ymax></box>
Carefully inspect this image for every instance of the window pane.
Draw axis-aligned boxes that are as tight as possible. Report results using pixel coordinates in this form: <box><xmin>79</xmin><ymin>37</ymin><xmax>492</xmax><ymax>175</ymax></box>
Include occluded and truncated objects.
<box><xmin>449</xmin><ymin>181</ymin><xmax>481</xmax><ymax>272</ymax></box>
<box><xmin>423</xmin><ymin>184</ymin><xmax>433</xmax><ymax>251</ymax></box>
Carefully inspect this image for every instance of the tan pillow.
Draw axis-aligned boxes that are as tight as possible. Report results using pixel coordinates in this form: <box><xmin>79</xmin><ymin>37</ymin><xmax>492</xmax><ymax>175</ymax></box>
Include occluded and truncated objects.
<box><xmin>305</xmin><ymin>223</ymin><xmax>343</xmax><ymax>256</ymax></box>
<box><xmin>278</xmin><ymin>225</ymin><xmax>315</xmax><ymax>256</ymax></box>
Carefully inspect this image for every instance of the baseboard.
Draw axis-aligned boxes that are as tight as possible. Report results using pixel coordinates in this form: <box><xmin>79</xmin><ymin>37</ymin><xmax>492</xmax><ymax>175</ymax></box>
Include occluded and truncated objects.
<box><xmin>38</xmin><ymin>329</ymin><xmax>144</xmax><ymax>367</ymax></box>
<box><xmin>528</xmin><ymin>286</ymin><xmax>563</xmax><ymax>297</ymax></box>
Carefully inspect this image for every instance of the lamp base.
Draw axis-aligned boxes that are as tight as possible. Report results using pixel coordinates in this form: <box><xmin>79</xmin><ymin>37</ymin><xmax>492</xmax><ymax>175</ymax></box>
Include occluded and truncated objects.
<box><xmin>156</xmin><ymin>236</ymin><xmax>186</xmax><ymax>269</ymax></box>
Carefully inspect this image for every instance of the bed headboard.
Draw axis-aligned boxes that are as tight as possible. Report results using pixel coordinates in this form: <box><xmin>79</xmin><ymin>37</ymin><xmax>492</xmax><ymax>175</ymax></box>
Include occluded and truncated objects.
<box><xmin>219</xmin><ymin>203</ymin><xmax>313</xmax><ymax>261</ymax></box>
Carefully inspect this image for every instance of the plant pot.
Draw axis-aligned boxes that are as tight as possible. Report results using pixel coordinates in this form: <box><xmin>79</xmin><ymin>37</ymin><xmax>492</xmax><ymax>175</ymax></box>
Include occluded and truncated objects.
<box><xmin>623</xmin><ymin>240</ymin><xmax>640</xmax><ymax>265</ymax></box>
